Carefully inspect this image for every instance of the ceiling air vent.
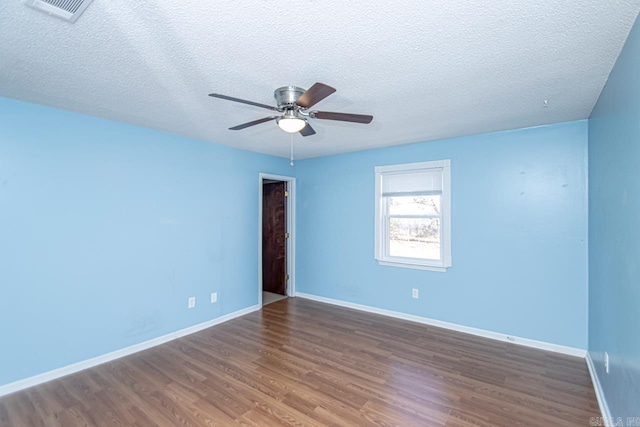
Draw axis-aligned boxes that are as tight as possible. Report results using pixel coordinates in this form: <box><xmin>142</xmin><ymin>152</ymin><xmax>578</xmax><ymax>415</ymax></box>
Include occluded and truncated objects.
<box><xmin>25</xmin><ymin>0</ymin><xmax>95</xmax><ymax>23</ymax></box>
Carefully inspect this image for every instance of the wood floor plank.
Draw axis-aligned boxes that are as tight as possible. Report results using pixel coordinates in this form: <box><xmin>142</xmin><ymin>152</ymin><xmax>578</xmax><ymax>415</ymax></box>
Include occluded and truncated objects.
<box><xmin>0</xmin><ymin>298</ymin><xmax>599</xmax><ymax>426</ymax></box>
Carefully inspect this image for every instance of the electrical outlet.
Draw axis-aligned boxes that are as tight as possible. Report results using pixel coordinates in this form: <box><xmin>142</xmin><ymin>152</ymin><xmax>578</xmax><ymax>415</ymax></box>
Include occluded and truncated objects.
<box><xmin>412</xmin><ymin>288</ymin><xmax>419</xmax><ymax>299</ymax></box>
<box><xmin>211</xmin><ymin>292</ymin><xmax>217</xmax><ymax>303</ymax></box>
<box><xmin>605</xmin><ymin>352</ymin><xmax>609</xmax><ymax>373</ymax></box>
<box><xmin>188</xmin><ymin>297</ymin><xmax>196</xmax><ymax>308</ymax></box>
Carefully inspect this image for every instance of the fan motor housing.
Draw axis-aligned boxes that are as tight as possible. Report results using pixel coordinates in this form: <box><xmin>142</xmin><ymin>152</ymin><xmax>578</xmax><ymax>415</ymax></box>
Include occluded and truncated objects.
<box><xmin>274</xmin><ymin>86</ymin><xmax>305</xmax><ymax>109</ymax></box>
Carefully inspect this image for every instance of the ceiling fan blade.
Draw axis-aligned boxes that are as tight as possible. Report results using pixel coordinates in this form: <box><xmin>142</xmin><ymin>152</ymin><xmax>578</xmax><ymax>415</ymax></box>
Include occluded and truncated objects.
<box><xmin>313</xmin><ymin>111</ymin><xmax>373</xmax><ymax>124</ymax></box>
<box><xmin>295</xmin><ymin>83</ymin><xmax>336</xmax><ymax>109</ymax></box>
<box><xmin>229</xmin><ymin>116</ymin><xmax>277</xmax><ymax>130</ymax></box>
<box><xmin>299</xmin><ymin>123</ymin><xmax>316</xmax><ymax>137</ymax></box>
<box><xmin>209</xmin><ymin>93</ymin><xmax>279</xmax><ymax>112</ymax></box>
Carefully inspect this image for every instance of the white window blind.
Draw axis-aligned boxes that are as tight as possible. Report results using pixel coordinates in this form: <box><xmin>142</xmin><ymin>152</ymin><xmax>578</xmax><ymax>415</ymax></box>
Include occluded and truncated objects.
<box><xmin>381</xmin><ymin>169</ymin><xmax>443</xmax><ymax>196</ymax></box>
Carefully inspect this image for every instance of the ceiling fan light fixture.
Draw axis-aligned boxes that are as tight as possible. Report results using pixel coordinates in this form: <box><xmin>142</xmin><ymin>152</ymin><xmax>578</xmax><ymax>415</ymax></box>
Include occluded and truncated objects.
<box><xmin>210</xmin><ymin>82</ymin><xmax>373</xmax><ymax>137</ymax></box>
<box><xmin>277</xmin><ymin>116</ymin><xmax>306</xmax><ymax>133</ymax></box>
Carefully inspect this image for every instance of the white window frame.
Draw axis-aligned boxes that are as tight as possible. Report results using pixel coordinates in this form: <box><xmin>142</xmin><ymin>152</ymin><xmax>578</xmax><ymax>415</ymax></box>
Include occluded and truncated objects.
<box><xmin>374</xmin><ymin>160</ymin><xmax>452</xmax><ymax>272</ymax></box>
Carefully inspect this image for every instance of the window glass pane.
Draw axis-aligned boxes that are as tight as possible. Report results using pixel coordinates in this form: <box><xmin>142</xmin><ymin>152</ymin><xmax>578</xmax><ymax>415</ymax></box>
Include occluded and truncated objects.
<box><xmin>389</xmin><ymin>217</ymin><xmax>440</xmax><ymax>260</ymax></box>
<box><xmin>388</xmin><ymin>195</ymin><xmax>441</xmax><ymax>216</ymax></box>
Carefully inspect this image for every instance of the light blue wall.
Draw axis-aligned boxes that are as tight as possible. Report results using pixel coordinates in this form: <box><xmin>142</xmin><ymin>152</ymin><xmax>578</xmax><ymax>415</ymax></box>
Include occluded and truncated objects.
<box><xmin>296</xmin><ymin>121</ymin><xmax>589</xmax><ymax>348</ymax></box>
<box><xmin>588</xmin><ymin>12</ymin><xmax>640</xmax><ymax>420</ymax></box>
<box><xmin>0</xmin><ymin>95</ymin><xmax>593</xmax><ymax>389</ymax></box>
<box><xmin>0</xmin><ymin>97</ymin><xmax>292</xmax><ymax>386</ymax></box>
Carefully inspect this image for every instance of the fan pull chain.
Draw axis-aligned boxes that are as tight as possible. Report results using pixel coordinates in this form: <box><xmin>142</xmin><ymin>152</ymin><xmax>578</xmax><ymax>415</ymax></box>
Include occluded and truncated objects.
<box><xmin>290</xmin><ymin>133</ymin><xmax>295</xmax><ymax>166</ymax></box>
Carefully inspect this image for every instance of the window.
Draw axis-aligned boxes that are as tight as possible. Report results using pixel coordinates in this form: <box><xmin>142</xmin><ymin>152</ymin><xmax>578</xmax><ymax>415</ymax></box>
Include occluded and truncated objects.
<box><xmin>375</xmin><ymin>160</ymin><xmax>451</xmax><ymax>271</ymax></box>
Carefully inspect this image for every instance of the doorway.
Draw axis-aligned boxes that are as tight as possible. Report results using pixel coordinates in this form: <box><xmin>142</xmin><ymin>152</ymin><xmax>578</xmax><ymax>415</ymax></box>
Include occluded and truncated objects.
<box><xmin>258</xmin><ymin>173</ymin><xmax>295</xmax><ymax>307</ymax></box>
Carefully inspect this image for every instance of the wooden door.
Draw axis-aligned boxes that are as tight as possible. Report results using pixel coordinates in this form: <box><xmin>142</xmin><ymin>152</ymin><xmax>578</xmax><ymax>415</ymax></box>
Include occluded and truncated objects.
<box><xmin>262</xmin><ymin>181</ymin><xmax>287</xmax><ymax>295</ymax></box>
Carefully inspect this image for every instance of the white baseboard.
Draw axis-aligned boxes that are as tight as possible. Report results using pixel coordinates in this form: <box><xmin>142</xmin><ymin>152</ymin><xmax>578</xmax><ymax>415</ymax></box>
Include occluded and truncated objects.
<box><xmin>295</xmin><ymin>292</ymin><xmax>586</xmax><ymax>358</ymax></box>
<box><xmin>0</xmin><ymin>304</ymin><xmax>261</xmax><ymax>398</ymax></box>
<box><xmin>586</xmin><ymin>352</ymin><xmax>613</xmax><ymax>426</ymax></box>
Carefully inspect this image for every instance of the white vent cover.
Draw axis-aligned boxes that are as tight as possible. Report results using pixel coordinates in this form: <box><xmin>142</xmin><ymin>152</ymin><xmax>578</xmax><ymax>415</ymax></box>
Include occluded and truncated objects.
<box><xmin>25</xmin><ymin>0</ymin><xmax>94</xmax><ymax>22</ymax></box>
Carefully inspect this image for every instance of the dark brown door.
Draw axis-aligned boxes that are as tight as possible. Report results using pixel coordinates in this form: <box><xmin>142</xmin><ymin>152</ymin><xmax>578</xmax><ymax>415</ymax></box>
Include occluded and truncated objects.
<box><xmin>262</xmin><ymin>181</ymin><xmax>287</xmax><ymax>295</ymax></box>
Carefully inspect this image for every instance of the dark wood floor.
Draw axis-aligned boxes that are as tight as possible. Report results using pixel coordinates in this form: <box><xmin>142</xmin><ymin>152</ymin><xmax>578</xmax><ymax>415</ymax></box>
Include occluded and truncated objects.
<box><xmin>0</xmin><ymin>298</ymin><xmax>599</xmax><ymax>426</ymax></box>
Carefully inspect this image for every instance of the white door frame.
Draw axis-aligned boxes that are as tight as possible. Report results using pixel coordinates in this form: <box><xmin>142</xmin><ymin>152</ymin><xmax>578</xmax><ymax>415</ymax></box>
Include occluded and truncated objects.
<box><xmin>258</xmin><ymin>173</ymin><xmax>296</xmax><ymax>306</ymax></box>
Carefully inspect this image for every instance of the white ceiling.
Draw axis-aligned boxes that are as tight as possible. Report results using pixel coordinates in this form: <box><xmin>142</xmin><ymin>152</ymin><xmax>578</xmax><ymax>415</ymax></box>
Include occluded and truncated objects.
<box><xmin>1</xmin><ymin>1</ymin><xmax>639</xmax><ymax>159</ymax></box>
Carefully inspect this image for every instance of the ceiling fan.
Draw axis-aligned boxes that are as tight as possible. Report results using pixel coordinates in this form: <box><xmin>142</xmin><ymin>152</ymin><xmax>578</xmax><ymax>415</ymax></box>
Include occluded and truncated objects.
<box><xmin>208</xmin><ymin>83</ymin><xmax>373</xmax><ymax>137</ymax></box>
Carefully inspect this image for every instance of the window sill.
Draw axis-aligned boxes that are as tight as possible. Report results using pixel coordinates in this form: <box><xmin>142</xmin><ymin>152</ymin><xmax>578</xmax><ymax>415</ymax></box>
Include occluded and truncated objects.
<box><xmin>376</xmin><ymin>259</ymin><xmax>449</xmax><ymax>272</ymax></box>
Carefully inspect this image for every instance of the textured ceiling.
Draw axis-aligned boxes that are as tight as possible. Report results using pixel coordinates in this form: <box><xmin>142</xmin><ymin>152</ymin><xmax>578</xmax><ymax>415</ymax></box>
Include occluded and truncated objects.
<box><xmin>1</xmin><ymin>1</ymin><xmax>639</xmax><ymax>159</ymax></box>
